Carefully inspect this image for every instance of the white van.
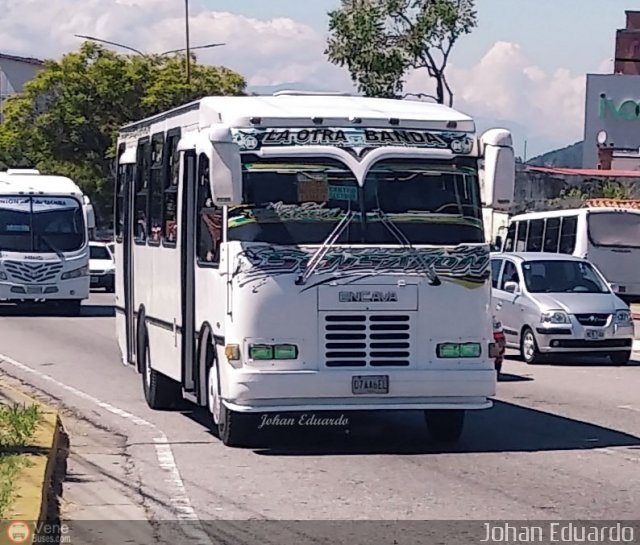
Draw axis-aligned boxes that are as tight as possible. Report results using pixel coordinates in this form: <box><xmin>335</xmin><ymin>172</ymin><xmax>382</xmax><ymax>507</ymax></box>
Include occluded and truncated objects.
<box><xmin>501</xmin><ymin>205</ymin><xmax>640</xmax><ymax>299</ymax></box>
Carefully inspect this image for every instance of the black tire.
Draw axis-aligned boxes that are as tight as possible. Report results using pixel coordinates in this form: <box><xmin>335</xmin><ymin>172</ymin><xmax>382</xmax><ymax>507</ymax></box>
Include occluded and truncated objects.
<box><xmin>520</xmin><ymin>327</ymin><xmax>545</xmax><ymax>364</ymax></box>
<box><xmin>610</xmin><ymin>350</ymin><xmax>631</xmax><ymax>366</ymax></box>
<box><xmin>424</xmin><ymin>410</ymin><xmax>465</xmax><ymax>443</ymax></box>
<box><xmin>217</xmin><ymin>405</ymin><xmax>258</xmax><ymax>448</ymax></box>
<box><xmin>140</xmin><ymin>328</ymin><xmax>180</xmax><ymax>410</ymax></box>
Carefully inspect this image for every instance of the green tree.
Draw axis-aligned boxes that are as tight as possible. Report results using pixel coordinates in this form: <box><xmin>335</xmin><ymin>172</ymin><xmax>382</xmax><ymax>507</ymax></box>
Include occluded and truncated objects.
<box><xmin>0</xmin><ymin>42</ymin><xmax>245</xmax><ymax>224</ymax></box>
<box><xmin>326</xmin><ymin>0</ymin><xmax>477</xmax><ymax>104</ymax></box>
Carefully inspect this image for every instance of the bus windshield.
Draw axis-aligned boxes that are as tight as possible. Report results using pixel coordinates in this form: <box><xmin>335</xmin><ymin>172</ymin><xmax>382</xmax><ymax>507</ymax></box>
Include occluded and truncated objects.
<box><xmin>588</xmin><ymin>211</ymin><xmax>640</xmax><ymax>249</ymax></box>
<box><xmin>0</xmin><ymin>196</ymin><xmax>85</xmax><ymax>253</ymax></box>
<box><xmin>227</xmin><ymin>157</ymin><xmax>484</xmax><ymax>245</ymax></box>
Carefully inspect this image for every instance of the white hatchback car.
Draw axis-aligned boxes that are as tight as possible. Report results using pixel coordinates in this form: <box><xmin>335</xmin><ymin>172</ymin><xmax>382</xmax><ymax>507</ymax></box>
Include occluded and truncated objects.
<box><xmin>491</xmin><ymin>252</ymin><xmax>634</xmax><ymax>365</ymax></box>
<box><xmin>89</xmin><ymin>242</ymin><xmax>115</xmax><ymax>292</ymax></box>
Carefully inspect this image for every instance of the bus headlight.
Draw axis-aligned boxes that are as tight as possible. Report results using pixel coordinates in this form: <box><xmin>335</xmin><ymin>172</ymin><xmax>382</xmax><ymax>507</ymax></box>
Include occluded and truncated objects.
<box><xmin>61</xmin><ymin>265</ymin><xmax>89</xmax><ymax>280</ymax></box>
<box><xmin>248</xmin><ymin>343</ymin><xmax>298</xmax><ymax>360</ymax></box>
<box><xmin>437</xmin><ymin>342</ymin><xmax>482</xmax><ymax>358</ymax></box>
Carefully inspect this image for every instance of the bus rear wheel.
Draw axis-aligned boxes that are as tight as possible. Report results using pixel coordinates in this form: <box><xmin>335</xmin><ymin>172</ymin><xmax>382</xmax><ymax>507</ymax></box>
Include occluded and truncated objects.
<box><xmin>424</xmin><ymin>410</ymin><xmax>465</xmax><ymax>443</ymax></box>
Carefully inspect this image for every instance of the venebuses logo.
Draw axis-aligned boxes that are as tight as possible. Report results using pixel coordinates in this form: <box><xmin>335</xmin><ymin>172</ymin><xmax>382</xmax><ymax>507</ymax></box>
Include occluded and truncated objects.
<box><xmin>599</xmin><ymin>93</ymin><xmax>640</xmax><ymax>120</ymax></box>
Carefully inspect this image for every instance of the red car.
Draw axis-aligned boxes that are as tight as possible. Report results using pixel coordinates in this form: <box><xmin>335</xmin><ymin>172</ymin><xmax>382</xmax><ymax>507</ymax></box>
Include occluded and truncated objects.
<box><xmin>493</xmin><ymin>318</ymin><xmax>506</xmax><ymax>375</ymax></box>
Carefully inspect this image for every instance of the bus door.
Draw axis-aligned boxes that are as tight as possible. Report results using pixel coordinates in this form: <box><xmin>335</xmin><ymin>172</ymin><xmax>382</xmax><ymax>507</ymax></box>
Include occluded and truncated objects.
<box><xmin>179</xmin><ymin>149</ymin><xmax>198</xmax><ymax>401</ymax></box>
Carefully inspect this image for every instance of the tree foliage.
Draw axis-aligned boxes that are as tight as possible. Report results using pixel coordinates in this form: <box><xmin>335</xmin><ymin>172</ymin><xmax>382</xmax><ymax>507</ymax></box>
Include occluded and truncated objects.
<box><xmin>326</xmin><ymin>0</ymin><xmax>477</xmax><ymax>104</ymax></box>
<box><xmin>0</xmin><ymin>42</ymin><xmax>245</xmax><ymax>223</ymax></box>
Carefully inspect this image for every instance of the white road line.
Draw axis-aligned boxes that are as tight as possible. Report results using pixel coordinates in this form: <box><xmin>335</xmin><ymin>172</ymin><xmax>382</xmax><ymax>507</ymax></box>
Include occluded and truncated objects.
<box><xmin>618</xmin><ymin>405</ymin><xmax>640</xmax><ymax>412</ymax></box>
<box><xmin>0</xmin><ymin>352</ymin><xmax>212</xmax><ymax>544</ymax></box>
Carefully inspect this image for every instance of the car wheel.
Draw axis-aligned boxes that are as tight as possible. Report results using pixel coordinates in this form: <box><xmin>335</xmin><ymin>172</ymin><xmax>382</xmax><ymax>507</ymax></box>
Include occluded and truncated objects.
<box><xmin>521</xmin><ymin>327</ymin><xmax>544</xmax><ymax>364</ymax></box>
<box><xmin>609</xmin><ymin>350</ymin><xmax>631</xmax><ymax>366</ymax></box>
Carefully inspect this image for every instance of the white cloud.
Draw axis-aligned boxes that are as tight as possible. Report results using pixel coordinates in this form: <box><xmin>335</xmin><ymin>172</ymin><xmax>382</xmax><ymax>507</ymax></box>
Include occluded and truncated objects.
<box><xmin>405</xmin><ymin>42</ymin><xmax>586</xmax><ymax>154</ymax></box>
<box><xmin>0</xmin><ymin>1</ymin><xmax>587</xmax><ymax>154</ymax></box>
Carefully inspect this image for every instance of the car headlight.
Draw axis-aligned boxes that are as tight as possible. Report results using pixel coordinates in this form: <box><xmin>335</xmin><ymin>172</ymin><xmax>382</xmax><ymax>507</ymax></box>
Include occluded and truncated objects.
<box><xmin>61</xmin><ymin>265</ymin><xmax>89</xmax><ymax>280</ymax></box>
<box><xmin>615</xmin><ymin>309</ymin><xmax>632</xmax><ymax>324</ymax></box>
<box><xmin>540</xmin><ymin>310</ymin><xmax>570</xmax><ymax>324</ymax></box>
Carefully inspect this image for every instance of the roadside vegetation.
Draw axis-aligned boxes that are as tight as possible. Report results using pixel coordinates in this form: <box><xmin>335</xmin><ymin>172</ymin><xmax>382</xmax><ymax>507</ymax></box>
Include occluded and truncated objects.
<box><xmin>0</xmin><ymin>404</ymin><xmax>41</xmax><ymax>517</ymax></box>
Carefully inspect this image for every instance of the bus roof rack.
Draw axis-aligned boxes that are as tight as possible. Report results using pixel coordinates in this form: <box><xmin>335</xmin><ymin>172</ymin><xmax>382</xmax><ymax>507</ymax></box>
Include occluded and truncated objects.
<box><xmin>272</xmin><ymin>90</ymin><xmax>354</xmax><ymax>97</ymax></box>
<box><xmin>583</xmin><ymin>198</ymin><xmax>640</xmax><ymax>210</ymax></box>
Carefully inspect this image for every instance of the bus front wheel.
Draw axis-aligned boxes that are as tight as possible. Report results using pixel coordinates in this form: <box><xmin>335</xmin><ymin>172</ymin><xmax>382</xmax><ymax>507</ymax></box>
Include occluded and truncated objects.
<box><xmin>424</xmin><ymin>410</ymin><xmax>465</xmax><ymax>443</ymax></box>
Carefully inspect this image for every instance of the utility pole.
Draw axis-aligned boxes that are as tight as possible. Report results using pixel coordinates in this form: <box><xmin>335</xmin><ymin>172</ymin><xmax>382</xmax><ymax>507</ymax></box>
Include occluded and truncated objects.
<box><xmin>185</xmin><ymin>0</ymin><xmax>191</xmax><ymax>85</ymax></box>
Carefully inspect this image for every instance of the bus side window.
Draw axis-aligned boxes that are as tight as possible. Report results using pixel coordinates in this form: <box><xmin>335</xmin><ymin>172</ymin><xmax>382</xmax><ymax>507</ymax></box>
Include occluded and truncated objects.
<box><xmin>559</xmin><ymin>216</ymin><xmax>577</xmax><ymax>254</ymax></box>
<box><xmin>148</xmin><ymin>133</ymin><xmax>164</xmax><ymax>245</ymax></box>
<box><xmin>134</xmin><ymin>138</ymin><xmax>150</xmax><ymax>244</ymax></box>
<box><xmin>543</xmin><ymin>217</ymin><xmax>560</xmax><ymax>252</ymax></box>
<box><xmin>196</xmin><ymin>154</ymin><xmax>222</xmax><ymax>266</ymax></box>
<box><xmin>162</xmin><ymin>130</ymin><xmax>180</xmax><ymax>246</ymax></box>
<box><xmin>515</xmin><ymin>220</ymin><xmax>528</xmax><ymax>252</ymax></box>
<box><xmin>115</xmin><ymin>163</ymin><xmax>126</xmax><ymax>243</ymax></box>
<box><xmin>504</xmin><ymin>223</ymin><xmax>516</xmax><ymax>251</ymax></box>
<box><xmin>526</xmin><ymin>219</ymin><xmax>543</xmax><ymax>251</ymax></box>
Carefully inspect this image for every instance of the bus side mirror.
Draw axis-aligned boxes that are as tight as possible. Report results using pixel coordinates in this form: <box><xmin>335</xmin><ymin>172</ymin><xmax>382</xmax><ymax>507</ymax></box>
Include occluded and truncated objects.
<box><xmin>479</xmin><ymin>129</ymin><xmax>515</xmax><ymax>208</ymax></box>
<box><xmin>209</xmin><ymin>126</ymin><xmax>243</xmax><ymax>206</ymax></box>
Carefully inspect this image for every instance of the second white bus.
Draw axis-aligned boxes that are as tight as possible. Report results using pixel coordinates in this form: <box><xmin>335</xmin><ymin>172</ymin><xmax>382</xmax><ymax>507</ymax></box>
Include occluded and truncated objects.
<box><xmin>501</xmin><ymin>205</ymin><xmax>640</xmax><ymax>299</ymax></box>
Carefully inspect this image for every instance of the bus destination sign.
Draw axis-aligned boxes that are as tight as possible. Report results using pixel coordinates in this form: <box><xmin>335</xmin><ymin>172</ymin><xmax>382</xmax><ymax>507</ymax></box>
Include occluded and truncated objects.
<box><xmin>231</xmin><ymin>127</ymin><xmax>475</xmax><ymax>155</ymax></box>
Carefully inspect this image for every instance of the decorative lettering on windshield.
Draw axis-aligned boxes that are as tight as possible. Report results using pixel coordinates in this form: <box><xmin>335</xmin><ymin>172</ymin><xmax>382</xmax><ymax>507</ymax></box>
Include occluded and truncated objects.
<box><xmin>234</xmin><ymin>245</ymin><xmax>489</xmax><ymax>289</ymax></box>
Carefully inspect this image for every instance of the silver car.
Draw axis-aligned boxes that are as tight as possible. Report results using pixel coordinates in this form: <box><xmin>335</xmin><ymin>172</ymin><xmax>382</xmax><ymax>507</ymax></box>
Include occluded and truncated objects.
<box><xmin>490</xmin><ymin>252</ymin><xmax>634</xmax><ymax>365</ymax></box>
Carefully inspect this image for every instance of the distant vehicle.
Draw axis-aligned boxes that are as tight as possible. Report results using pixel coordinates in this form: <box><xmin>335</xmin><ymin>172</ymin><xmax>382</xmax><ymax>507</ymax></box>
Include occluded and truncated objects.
<box><xmin>114</xmin><ymin>92</ymin><xmax>515</xmax><ymax>447</ymax></box>
<box><xmin>0</xmin><ymin>169</ymin><xmax>90</xmax><ymax>315</ymax></box>
<box><xmin>491</xmin><ymin>252</ymin><xmax>634</xmax><ymax>365</ymax></box>
<box><xmin>500</xmin><ymin>203</ymin><xmax>640</xmax><ymax>300</ymax></box>
<box><xmin>493</xmin><ymin>317</ymin><xmax>506</xmax><ymax>374</ymax></box>
<box><xmin>89</xmin><ymin>242</ymin><xmax>115</xmax><ymax>292</ymax></box>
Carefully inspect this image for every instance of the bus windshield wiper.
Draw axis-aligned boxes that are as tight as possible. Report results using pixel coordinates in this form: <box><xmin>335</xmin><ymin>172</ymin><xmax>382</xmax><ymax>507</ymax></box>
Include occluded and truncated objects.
<box><xmin>374</xmin><ymin>209</ymin><xmax>441</xmax><ymax>286</ymax></box>
<box><xmin>295</xmin><ymin>210</ymin><xmax>355</xmax><ymax>286</ymax></box>
<box><xmin>38</xmin><ymin>234</ymin><xmax>65</xmax><ymax>262</ymax></box>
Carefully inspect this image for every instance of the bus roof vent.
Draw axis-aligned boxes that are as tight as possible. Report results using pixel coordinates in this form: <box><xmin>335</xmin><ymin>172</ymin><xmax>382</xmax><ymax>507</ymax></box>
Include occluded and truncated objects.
<box><xmin>6</xmin><ymin>169</ymin><xmax>41</xmax><ymax>175</ymax></box>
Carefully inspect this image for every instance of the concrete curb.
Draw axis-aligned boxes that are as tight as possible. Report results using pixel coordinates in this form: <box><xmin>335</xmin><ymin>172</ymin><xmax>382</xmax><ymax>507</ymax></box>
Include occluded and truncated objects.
<box><xmin>1</xmin><ymin>382</ymin><xmax>61</xmax><ymax>536</ymax></box>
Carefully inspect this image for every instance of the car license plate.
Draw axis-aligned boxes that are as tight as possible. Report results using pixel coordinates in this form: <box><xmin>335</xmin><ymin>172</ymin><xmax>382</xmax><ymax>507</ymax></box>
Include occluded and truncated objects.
<box><xmin>26</xmin><ymin>286</ymin><xmax>42</xmax><ymax>294</ymax></box>
<box><xmin>352</xmin><ymin>375</ymin><xmax>389</xmax><ymax>395</ymax></box>
<box><xmin>585</xmin><ymin>329</ymin><xmax>605</xmax><ymax>340</ymax></box>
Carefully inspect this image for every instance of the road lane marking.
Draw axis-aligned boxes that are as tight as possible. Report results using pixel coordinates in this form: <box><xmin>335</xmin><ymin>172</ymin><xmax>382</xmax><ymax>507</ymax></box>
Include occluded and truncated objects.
<box><xmin>0</xmin><ymin>352</ymin><xmax>212</xmax><ymax>544</ymax></box>
<box><xmin>618</xmin><ymin>405</ymin><xmax>640</xmax><ymax>412</ymax></box>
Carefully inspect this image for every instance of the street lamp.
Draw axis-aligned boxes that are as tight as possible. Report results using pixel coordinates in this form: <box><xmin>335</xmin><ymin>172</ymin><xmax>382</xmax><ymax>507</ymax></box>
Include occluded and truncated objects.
<box><xmin>74</xmin><ymin>32</ymin><xmax>225</xmax><ymax>84</ymax></box>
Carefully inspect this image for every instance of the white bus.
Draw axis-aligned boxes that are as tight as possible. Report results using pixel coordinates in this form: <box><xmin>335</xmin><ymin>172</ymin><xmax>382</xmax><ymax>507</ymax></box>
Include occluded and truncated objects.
<box><xmin>114</xmin><ymin>93</ymin><xmax>515</xmax><ymax>447</ymax></box>
<box><xmin>501</xmin><ymin>204</ymin><xmax>640</xmax><ymax>299</ymax></box>
<box><xmin>0</xmin><ymin>169</ymin><xmax>91</xmax><ymax>314</ymax></box>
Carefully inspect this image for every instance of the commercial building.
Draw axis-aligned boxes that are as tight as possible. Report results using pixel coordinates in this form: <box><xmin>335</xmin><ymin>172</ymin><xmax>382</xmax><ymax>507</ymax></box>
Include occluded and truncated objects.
<box><xmin>0</xmin><ymin>53</ymin><xmax>43</xmax><ymax>122</ymax></box>
<box><xmin>583</xmin><ymin>11</ymin><xmax>640</xmax><ymax>170</ymax></box>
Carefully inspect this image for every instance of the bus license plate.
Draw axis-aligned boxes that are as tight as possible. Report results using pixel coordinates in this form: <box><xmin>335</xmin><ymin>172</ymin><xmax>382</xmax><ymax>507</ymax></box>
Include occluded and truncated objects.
<box><xmin>26</xmin><ymin>286</ymin><xmax>42</xmax><ymax>294</ymax></box>
<box><xmin>585</xmin><ymin>329</ymin><xmax>604</xmax><ymax>340</ymax></box>
<box><xmin>352</xmin><ymin>375</ymin><xmax>389</xmax><ymax>395</ymax></box>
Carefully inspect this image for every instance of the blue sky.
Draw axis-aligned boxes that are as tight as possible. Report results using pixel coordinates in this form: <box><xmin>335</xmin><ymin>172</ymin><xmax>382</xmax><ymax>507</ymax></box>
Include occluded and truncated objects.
<box><xmin>207</xmin><ymin>0</ymin><xmax>629</xmax><ymax>74</ymax></box>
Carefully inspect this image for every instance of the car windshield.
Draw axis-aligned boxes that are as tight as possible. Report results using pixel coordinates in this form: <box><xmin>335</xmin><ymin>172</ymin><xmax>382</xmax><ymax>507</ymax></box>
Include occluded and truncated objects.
<box><xmin>522</xmin><ymin>260</ymin><xmax>609</xmax><ymax>294</ymax></box>
<box><xmin>90</xmin><ymin>246</ymin><xmax>111</xmax><ymax>260</ymax></box>
<box><xmin>0</xmin><ymin>196</ymin><xmax>85</xmax><ymax>253</ymax></box>
<box><xmin>587</xmin><ymin>211</ymin><xmax>640</xmax><ymax>249</ymax></box>
<box><xmin>227</xmin><ymin>157</ymin><xmax>484</xmax><ymax>245</ymax></box>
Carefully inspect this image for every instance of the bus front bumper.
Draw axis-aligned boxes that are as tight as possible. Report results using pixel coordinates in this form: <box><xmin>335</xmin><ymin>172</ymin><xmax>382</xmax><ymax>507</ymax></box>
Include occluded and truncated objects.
<box><xmin>221</xmin><ymin>368</ymin><xmax>496</xmax><ymax>413</ymax></box>
<box><xmin>0</xmin><ymin>279</ymin><xmax>90</xmax><ymax>301</ymax></box>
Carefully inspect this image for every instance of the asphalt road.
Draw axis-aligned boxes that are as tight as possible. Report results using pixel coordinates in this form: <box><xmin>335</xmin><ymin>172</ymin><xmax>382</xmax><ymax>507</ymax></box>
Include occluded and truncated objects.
<box><xmin>1</xmin><ymin>293</ymin><xmax>639</xmax><ymax>523</ymax></box>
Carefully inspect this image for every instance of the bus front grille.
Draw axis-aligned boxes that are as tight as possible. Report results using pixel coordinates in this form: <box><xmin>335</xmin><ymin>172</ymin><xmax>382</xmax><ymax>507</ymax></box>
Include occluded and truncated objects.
<box><xmin>324</xmin><ymin>314</ymin><xmax>412</xmax><ymax>367</ymax></box>
<box><xmin>4</xmin><ymin>261</ymin><xmax>63</xmax><ymax>284</ymax></box>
